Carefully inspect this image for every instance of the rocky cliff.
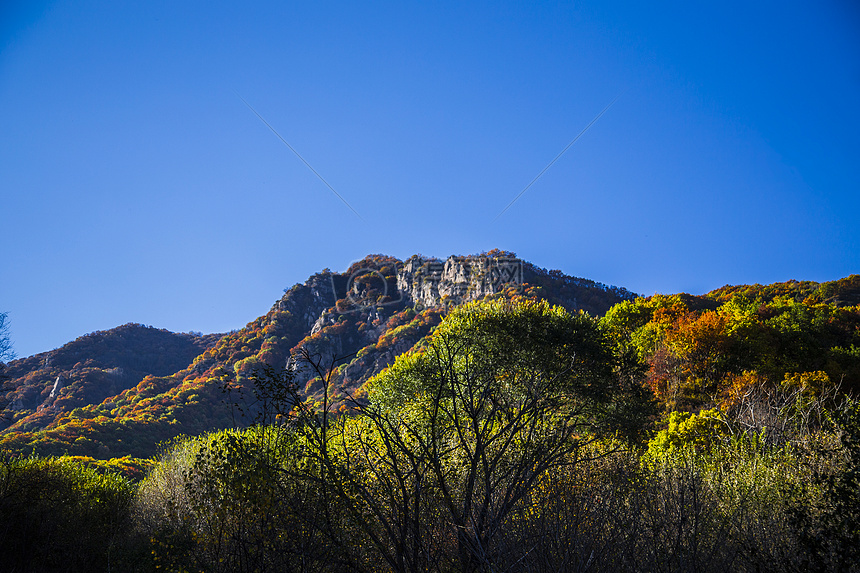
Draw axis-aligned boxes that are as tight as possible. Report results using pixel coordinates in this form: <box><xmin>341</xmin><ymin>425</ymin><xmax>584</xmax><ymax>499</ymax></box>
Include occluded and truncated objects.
<box><xmin>267</xmin><ymin>252</ymin><xmax>635</xmax><ymax>399</ymax></box>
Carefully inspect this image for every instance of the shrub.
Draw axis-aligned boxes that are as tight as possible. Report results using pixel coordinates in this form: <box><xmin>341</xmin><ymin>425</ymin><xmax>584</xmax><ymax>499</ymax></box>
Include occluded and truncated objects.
<box><xmin>0</xmin><ymin>454</ymin><xmax>143</xmax><ymax>572</ymax></box>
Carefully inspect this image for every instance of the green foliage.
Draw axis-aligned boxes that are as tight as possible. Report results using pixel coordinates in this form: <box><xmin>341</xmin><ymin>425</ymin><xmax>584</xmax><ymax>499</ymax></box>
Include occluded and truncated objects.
<box><xmin>599</xmin><ymin>288</ymin><xmax>860</xmax><ymax>412</ymax></box>
<box><xmin>708</xmin><ymin>275</ymin><xmax>860</xmax><ymax>308</ymax></box>
<box><xmin>626</xmin><ymin>434</ymin><xmax>816</xmax><ymax>572</ymax></box>
<box><xmin>132</xmin><ymin>297</ymin><xmax>654</xmax><ymax>572</ymax></box>
<box><xmin>646</xmin><ymin>408</ymin><xmax>731</xmax><ymax>459</ymax></box>
<box><xmin>791</xmin><ymin>397</ymin><xmax>860</xmax><ymax>572</ymax></box>
<box><xmin>6</xmin><ymin>266</ymin><xmax>860</xmax><ymax>570</ymax></box>
<box><xmin>3</xmin><ymin>287</ymin><xmax>850</xmax><ymax>572</ymax></box>
<box><xmin>343</xmin><ymin>298</ymin><xmax>652</xmax><ymax>571</ymax></box>
<box><xmin>138</xmin><ymin>428</ymin><xmax>339</xmax><ymax>572</ymax></box>
<box><xmin>0</xmin><ymin>454</ymin><xmax>146</xmax><ymax>572</ymax></box>
<box><xmin>369</xmin><ymin>298</ymin><xmax>653</xmax><ymax>438</ymax></box>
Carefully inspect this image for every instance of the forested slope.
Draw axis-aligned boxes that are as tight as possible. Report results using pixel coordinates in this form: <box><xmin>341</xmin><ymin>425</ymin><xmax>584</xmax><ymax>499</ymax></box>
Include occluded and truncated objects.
<box><xmin>0</xmin><ymin>252</ymin><xmax>635</xmax><ymax>459</ymax></box>
<box><xmin>2</xmin><ymin>267</ymin><xmax>860</xmax><ymax>572</ymax></box>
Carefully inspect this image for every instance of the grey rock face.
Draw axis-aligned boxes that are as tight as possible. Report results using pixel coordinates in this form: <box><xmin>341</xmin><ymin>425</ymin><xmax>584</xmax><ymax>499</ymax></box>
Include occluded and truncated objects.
<box><xmin>397</xmin><ymin>255</ymin><xmax>523</xmax><ymax>309</ymax></box>
<box><xmin>270</xmin><ymin>255</ymin><xmax>524</xmax><ymax>395</ymax></box>
<box><xmin>276</xmin><ymin>272</ymin><xmax>339</xmax><ymax>332</ymax></box>
<box><xmin>278</xmin><ymin>255</ymin><xmax>523</xmax><ymax>334</ymax></box>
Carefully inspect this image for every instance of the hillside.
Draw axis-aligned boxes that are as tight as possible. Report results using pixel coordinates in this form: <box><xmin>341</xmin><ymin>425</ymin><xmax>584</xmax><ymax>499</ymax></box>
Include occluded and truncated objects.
<box><xmin>603</xmin><ymin>279</ymin><xmax>860</xmax><ymax>416</ymax></box>
<box><xmin>0</xmin><ymin>252</ymin><xmax>635</xmax><ymax>459</ymax></box>
<box><xmin>706</xmin><ymin>274</ymin><xmax>860</xmax><ymax>306</ymax></box>
<box><xmin>0</xmin><ymin>325</ymin><xmax>222</xmax><ymax>434</ymax></box>
<box><xmin>5</xmin><ymin>257</ymin><xmax>857</xmax><ymax>462</ymax></box>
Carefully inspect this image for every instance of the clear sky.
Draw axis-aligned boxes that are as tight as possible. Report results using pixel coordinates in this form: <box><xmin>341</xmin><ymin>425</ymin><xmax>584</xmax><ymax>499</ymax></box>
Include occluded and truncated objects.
<box><xmin>2</xmin><ymin>0</ymin><xmax>858</xmax><ymax>359</ymax></box>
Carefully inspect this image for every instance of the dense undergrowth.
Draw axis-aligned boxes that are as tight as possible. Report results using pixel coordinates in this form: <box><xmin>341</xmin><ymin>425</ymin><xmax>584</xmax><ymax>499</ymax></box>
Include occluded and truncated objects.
<box><xmin>3</xmin><ymin>404</ymin><xmax>857</xmax><ymax>572</ymax></box>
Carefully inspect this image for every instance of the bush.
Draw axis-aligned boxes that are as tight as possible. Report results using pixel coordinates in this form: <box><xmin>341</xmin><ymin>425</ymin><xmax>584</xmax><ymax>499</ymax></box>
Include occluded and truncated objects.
<box><xmin>136</xmin><ymin>428</ymin><xmax>340</xmax><ymax>573</ymax></box>
<box><xmin>0</xmin><ymin>454</ymin><xmax>143</xmax><ymax>572</ymax></box>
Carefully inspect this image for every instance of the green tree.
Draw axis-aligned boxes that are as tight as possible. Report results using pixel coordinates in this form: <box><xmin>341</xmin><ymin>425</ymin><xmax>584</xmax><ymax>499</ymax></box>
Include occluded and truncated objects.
<box><xmin>332</xmin><ymin>298</ymin><xmax>652</xmax><ymax>572</ymax></box>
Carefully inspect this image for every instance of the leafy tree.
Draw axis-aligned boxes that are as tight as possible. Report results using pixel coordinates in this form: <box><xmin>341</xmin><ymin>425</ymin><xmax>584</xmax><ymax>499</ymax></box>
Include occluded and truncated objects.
<box><xmin>323</xmin><ymin>298</ymin><xmax>652</xmax><ymax>572</ymax></box>
<box><xmin>645</xmin><ymin>409</ymin><xmax>731</xmax><ymax>459</ymax></box>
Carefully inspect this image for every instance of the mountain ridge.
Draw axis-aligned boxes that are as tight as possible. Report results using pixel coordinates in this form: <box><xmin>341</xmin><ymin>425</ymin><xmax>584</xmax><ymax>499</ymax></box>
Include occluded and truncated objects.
<box><xmin>0</xmin><ymin>252</ymin><xmax>634</xmax><ymax>458</ymax></box>
<box><xmin>2</xmin><ymin>253</ymin><xmax>857</xmax><ymax>461</ymax></box>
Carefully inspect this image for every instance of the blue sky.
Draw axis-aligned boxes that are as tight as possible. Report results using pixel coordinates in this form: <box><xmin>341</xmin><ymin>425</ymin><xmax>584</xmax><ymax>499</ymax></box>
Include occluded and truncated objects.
<box><xmin>2</xmin><ymin>0</ymin><xmax>858</xmax><ymax>359</ymax></box>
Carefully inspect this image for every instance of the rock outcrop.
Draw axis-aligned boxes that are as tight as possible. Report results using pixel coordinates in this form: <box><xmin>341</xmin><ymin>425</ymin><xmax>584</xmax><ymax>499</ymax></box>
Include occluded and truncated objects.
<box><xmin>396</xmin><ymin>255</ymin><xmax>524</xmax><ymax>308</ymax></box>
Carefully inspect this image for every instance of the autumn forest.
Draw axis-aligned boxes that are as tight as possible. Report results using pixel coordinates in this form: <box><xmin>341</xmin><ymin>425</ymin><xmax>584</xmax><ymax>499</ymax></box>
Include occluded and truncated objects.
<box><xmin>1</xmin><ymin>253</ymin><xmax>859</xmax><ymax>572</ymax></box>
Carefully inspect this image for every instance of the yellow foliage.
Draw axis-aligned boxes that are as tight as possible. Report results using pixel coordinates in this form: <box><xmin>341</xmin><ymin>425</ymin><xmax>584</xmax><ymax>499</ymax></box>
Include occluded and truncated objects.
<box><xmin>646</xmin><ymin>409</ymin><xmax>730</xmax><ymax>459</ymax></box>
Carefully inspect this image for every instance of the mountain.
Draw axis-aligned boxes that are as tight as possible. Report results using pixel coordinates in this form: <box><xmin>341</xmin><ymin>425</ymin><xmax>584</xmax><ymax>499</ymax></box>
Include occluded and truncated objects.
<box><xmin>0</xmin><ymin>325</ymin><xmax>223</xmax><ymax>434</ymax></box>
<box><xmin>0</xmin><ymin>252</ymin><xmax>636</xmax><ymax>459</ymax></box>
